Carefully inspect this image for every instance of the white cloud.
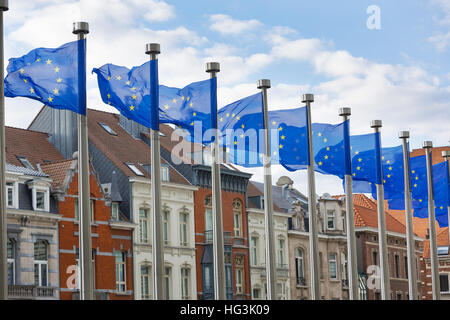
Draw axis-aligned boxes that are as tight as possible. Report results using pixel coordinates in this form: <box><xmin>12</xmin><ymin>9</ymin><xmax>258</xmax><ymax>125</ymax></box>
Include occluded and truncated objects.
<box><xmin>428</xmin><ymin>31</ymin><xmax>450</xmax><ymax>51</ymax></box>
<box><xmin>431</xmin><ymin>0</ymin><xmax>450</xmax><ymax>25</ymax></box>
<box><xmin>209</xmin><ymin>14</ymin><xmax>262</xmax><ymax>35</ymax></box>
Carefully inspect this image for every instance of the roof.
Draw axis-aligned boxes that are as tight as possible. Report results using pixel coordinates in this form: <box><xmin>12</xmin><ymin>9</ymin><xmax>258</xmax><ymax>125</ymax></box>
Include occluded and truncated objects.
<box><xmin>423</xmin><ymin>228</ymin><xmax>450</xmax><ymax>258</ymax></box>
<box><xmin>5</xmin><ymin>126</ymin><xmax>65</xmax><ymax>169</ymax></box>
<box><xmin>40</xmin><ymin>159</ymin><xmax>74</xmax><ymax>190</ymax></box>
<box><xmin>86</xmin><ymin>109</ymin><xmax>190</xmax><ymax>186</ymax></box>
<box><xmin>410</xmin><ymin>146</ymin><xmax>450</xmax><ymax>165</ymax></box>
<box><xmin>6</xmin><ymin>162</ymin><xmax>48</xmax><ymax>178</ymax></box>
<box><xmin>352</xmin><ymin>194</ymin><xmax>407</xmax><ymax>234</ymax></box>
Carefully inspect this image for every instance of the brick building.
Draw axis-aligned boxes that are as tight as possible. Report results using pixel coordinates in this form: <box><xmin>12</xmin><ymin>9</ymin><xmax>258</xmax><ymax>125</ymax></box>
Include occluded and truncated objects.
<box><xmin>41</xmin><ymin>158</ymin><xmax>135</xmax><ymax>300</ymax></box>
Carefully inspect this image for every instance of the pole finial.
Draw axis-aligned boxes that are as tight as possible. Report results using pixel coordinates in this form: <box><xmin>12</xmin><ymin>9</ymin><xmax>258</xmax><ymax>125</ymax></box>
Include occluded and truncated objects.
<box><xmin>257</xmin><ymin>79</ymin><xmax>271</xmax><ymax>89</ymax></box>
<box><xmin>301</xmin><ymin>94</ymin><xmax>314</xmax><ymax>103</ymax></box>
<box><xmin>398</xmin><ymin>131</ymin><xmax>410</xmax><ymax>139</ymax></box>
<box><xmin>370</xmin><ymin>120</ymin><xmax>382</xmax><ymax>129</ymax></box>
<box><xmin>145</xmin><ymin>43</ymin><xmax>160</xmax><ymax>55</ymax></box>
<box><xmin>339</xmin><ymin>107</ymin><xmax>351</xmax><ymax>117</ymax></box>
<box><xmin>73</xmin><ymin>22</ymin><xmax>89</xmax><ymax>35</ymax></box>
<box><xmin>0</xmin><ymin>0</ymin><xmax>8</xmax><ymax>11</ymax></box>
<box><xmin>206</xmin><ymin>62</ymin><xmax>220</xmax><ymax>73</ymax></box>
<box><xmin>422</xmin><ymin>141</ymin><xmax>433</xmax><ymax>149</ymax></box>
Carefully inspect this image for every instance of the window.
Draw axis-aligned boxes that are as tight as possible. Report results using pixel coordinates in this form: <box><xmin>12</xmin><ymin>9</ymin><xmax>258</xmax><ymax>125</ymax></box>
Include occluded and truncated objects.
<box><xmin>341</xmin><ymin>252</ymin><xmax>348</xmax><ymax>281</ymax></box>
<box><xmin>140</xmin><ymin>265</ymin><xmax>151</xmax><ymax>300</ymax></box>
<box><xmin>98</xmin><ymin>122</ymin><xmax>117</xmax><ymax>135</ymax></box>
<box><xmin>295</xmin><ymin>248</ymin><xmax>305</xmax><ymax>285</ymax></box>
<box><xmin>278</xmin><ymin>238</ymin><xmax>285</xmax><ymax>267</ymax></box>
<box><xmin>164</xmin><ymin>266</ymin><xmax>172</xmax><ymax>300</ymax></box>
<box><xmin>139</xmin><ymin>208</ymin><xmax>149</xmax><ymax>243</ymax></box>
<box><xmin>125</xmin><ymin>163</ymin><xmax>144</xmax><ymax>176</ymax></box>
<box><xmin>204</xmin><ymin>196</ymin><xmax>213</xmax><ymax>241</ymax></box>
<box><xmin>404</xmin><ymin>256</ymin><xmax>408</xmax><ymax>278</ymax></box>
<box><xmin>327</xmin><ymin>210</ymin><xmax>335</xmax><ymax>229</ymax></box>
<box><xmin>90</xmin><ymin>200</ymin><xmax>95</xmax><ymax>222</ymax></box>
<box><xmin>319</xmin><ymin>252</ymin><xmax>324</xmax><ymax>279</ymax></box>
<box><xmin>7</xmin><ymin>239</ymin><xmax>15</xmax><ymax>285</ymax></box>
<box><xmin>277</xmin><ymin>282</ymin><xmax>286</xmax><ymax>300</ymax></box>
<box><xmin>440</xmin><ymin>274</ymin><xmax>449</xmax><ymax>292</ymax></box>
<box><xmin>111</xmin><ymin>202</ymin><xmax>119</xmax><ymax>221</ymax></box>
<box><xmin>394</xmin><ymin>254</ymin><xmax>400</xmax><ymax>278</ymax></box>
<box><xmin>235</xmin><ymin>256</ymin><xmax>244</xmax><ymax>295</ymax></box>
<box><xmin>36</xmin><ymin>191</ymin><xmax>45</xmax><ymax>210</ymax></box>
<box><xmin>6</xmin><ymin>182</ymin><xmax>14</xmax><ymax>208</ymax></box>
<box><xmin>438</xmin><ymin>246</ymin><xmax>449</xmax><ymax>255</ymax></box>
<box><xmin>329</xmin><ymin>253</ymin><xmax>337</xmax><ymax>279</ymax></box>
<box><xmin>181</xmin><ymin>267</ymin><xmax>190</xmax><ymax>300</ymax></box>
<box><xmin>115</xmin><ymin>251</ymin><xmax>126</xmax><ymax>292</ymax></box>
<box><xmin>372</xmin><ymin>250</ymin><xmax>378</xmax><ymax>266</ymax></box>
<box><xmin>179</xmin><ymin>210</ymin><xmax>189</xmax><ymax>247</ymax></box>
<box><xmin>34</xmin><ymin>240</ymin><xmax>48</xmax><ymax>287</ymax></box>
<box><xmin>396</xmin><ymin>293</ymin><xmax>402</xmax><ymax>300</ymax></box>
<box><xmin>233</xmin><ymin>199</ymin><xmax>243</xmax><ymax>237</ymax></box>
<box><xmin>253</xmin><ymin>288</ymin><xmax>261</xmax><ymax>299</ymax></box>
<box><xmin>75</xmin><ymin>199</ymin><xmax>79</xmax><ymax>221</ymax></box>
<box><xmin>17</xmin><ymin>156</ymin><xmax>33</xmax><ymax>170</ymax></box>
<box><xmin>163</xmin><ymin>209</ymin><xmax>170</xmax><ymax>246</ymax></box>
<box><xmin>250</xmin><ymin>236</ymin><xmax>259</xmax><ymax>266</ymax></box>
<box><xmin>161</xmin><ymin>166</ymin><xmax>169</xmax><ymax>182</ymax></box>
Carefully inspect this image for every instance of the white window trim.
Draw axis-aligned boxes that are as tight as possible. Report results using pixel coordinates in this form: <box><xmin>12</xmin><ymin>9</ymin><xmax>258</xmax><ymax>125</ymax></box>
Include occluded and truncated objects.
<box><xmin>6</xmin><ymin>181</ymin><xmax>18</xmax><ymax>209</ymax></box>
<box><xmin>32</xmin><ymin>187</ymin><xmax>50</xmax><ymax>212</ymax></box>
<box><xmin>115</xmin><ymin>251</ymin><xmax>126</xmax><ymax>293</ymax></box>
<box><xmin>181</xmin><ymin>266</ymin><xmax>190</xmax><ymax>300</ymax></box>
<box><xmin>140</xmin><ymin>263</ymin><xmax>152</xmax><ymax>300</ymax></box>
<box><xmin>139</xmin><ymin>207</ymin><xmax>150</xmax><ymax>244</ymax></box>
<box><xmin>327</xmin><ymin>210</ymin><xmax>336</xmax><ymax>230</ymax></box>
<box><xmin>329</xmin><ymin>253</ymin><xmax>338</xmax><ymax>280</ymax></box>
<box><xmin>179</xmin><ymin>210</ymin><xmax>189</xmax><ymax>247</ymax></box>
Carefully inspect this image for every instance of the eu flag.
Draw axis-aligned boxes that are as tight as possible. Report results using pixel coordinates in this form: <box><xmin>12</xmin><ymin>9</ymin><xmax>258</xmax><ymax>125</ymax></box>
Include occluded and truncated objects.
<box><xmin>93</xmin><ymin>61</ymin><xmax>211</xmax><ymax>133</ymax></box>
<box><xmin>5</xmin><ymin>40</ymin><xmax>86</xmax><ymax>115</ymax></box>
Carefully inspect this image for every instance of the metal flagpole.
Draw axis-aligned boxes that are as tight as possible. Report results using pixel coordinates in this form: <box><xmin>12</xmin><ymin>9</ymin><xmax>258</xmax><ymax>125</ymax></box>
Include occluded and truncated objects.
<box><xmin>302</xmin><ymin>93</ymin><xmax>320</xmax><ymax>300</ymax></box>
<box><xmin>73</xmin><ymin>22</ymin><xmax>93</xmax><ymax>300</ymax></box>
<box><xmin>423</xmin><ymin>141</ymin><xmax>441</xmax><ymax>300</ymax></box>
<box><xmin>206</xmin><ymin>62</ymin><xmax>226</xmax><ymax>300</ymax></box>
<box><xmin>399</xmin><ymin>131</ymin><xmax>418</xmax><ymax>300</ymax></box>
<box><xmin>339</xmin><ymin>108</ymin><xmax>358</xmax><ymax>300</ymax></box>
<box><xmin>442</xmin><ymin>151</ymin><xmax>450</xmax><ymax>245</ymax></box>
<box><xmin>0</xmin><ymin>0</ymin><xmax>8</xmax><ymax>301</ymax></box>
<box><xmin>371</xmin><ymin>120</ymin><xmax>390</xmax><ymax>300</ymax></box>
<box><xmin>258</xmin><ymin>79</ymin><xmax>277</xmax><ymax>300</ymax></box>
<box><xmin>146</xmin><ymin>43</ymin><xmax>165</xmax><ymax>300</ymax></box>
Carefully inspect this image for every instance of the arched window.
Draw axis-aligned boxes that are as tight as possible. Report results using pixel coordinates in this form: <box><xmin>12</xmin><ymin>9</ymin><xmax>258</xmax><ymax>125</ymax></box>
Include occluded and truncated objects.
<box><xmin>7</xmin><ymin>238</ymin><xmax>15</xmax><ymax>285</ymax></box>
<box><xmin>204</xmin><ymin>196</ymin><xmax>213</xmax><ymax>241</ymax></box>
<box><xmin>295</xmin><ymin>248</ymin><xmax>305</xmax><ymax>285</ymax></box>
<box><xmin>250</xmin><ymin>235</ymin><xmax>259</xmax><ymax>266</ymax></box>
<box><xmin>233</xmin><ymin>199</ymin><xmax>243</xmax><ymax>237</ymax></box>
<box><xmin>278</xmin><ymin>237</ymin><xmax>285</xmax><ymax>267</ymax></box>
<box><xmin>162</xmin><ymin>208</ymin><xmax>170</xmax><ymax>246</ymax></box>
<box><xmin>179</xmin><ymin>209</ymin><xmax>189</xmax><ymax>247</ymax></box>
<box><xmin>34</xmin><ymin>240</ymin><xmax>48</xmax><ymax>287</ymax></box>
<box><xmin>181</xmin><ymin>266</ymin><xmax>190</xmax><ymax>300</ymax></box>
<box><xmin>140</xmin><ymin>264</ymin><xmax>151</xmax><ymax>300</ymax></box>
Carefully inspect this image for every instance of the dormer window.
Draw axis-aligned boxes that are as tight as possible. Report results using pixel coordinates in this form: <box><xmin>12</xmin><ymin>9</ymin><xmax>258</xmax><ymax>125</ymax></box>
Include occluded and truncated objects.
<box><xmin>111</xmin><ymin>202</ymin><xmax>119</xmax><ymax>221</ymax></box>
<box><xmin>99</xmin><ymin>122</ymin><xmax>117</xmax><ymax>135</ymax></box>
<box><xmin>17</xmin><ymin>156</ymin><xmax>33</xmax><ymax>170</ymax></box>
<box><xmin>31</xmin><ymin>187</ymin><xmax>49</xmax><ymax>212</ymax></box>
<box><xmin>161</xmin><ymin>166</ymin><xmax>169</xmax><ymax>182</ymax></box>
<box><xmin>126</xmin><ymin>163</ymin><xmax>144</xmax><ymax>176</ymax></box>
<box><xmin>36</xmin><ymin>191</ymin><xmax>45</xmax><ymax>210</ymax></box>
<box><xmin>6</xmin><ymin>182</ymin><xmax>15</xmax><ymax>208</ymax></box>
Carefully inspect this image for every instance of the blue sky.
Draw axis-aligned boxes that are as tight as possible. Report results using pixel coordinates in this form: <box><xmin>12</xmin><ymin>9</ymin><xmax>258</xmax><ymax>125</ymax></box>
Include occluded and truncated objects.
<box><xmin>3</xmin><ymin>0</ymin><xmax>450</xmax><ymax>195</ymax></box>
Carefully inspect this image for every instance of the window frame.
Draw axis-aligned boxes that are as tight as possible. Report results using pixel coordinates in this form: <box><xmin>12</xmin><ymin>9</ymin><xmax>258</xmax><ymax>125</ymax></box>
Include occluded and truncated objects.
<box><xmin>327</xmin><ymin>209</ymin><xmax>336</xmax><ymax>230</ymax></box>
<box><xmin>232</xmin><ymin>199</ymin><xmax>243</xmax><ymax>238</ymax></box>
<box><xmin>295</xmin><ymin>248</ymin><xmax>305</xmax><ymax>285</ymax></box>
<box><xmin>250</xmin><ymin>236</ymin><xmax>259</xmax><ymax>266</ymax></box>
<box><xmin>111</xmin><ymin>202</ymin><xmax>119</xmax><ymax>221</ymax></box>
<box><xmin>181</xmin><ymin>267</ymin><xmax>190</xmax><ymax>300</ymax></box>
<box><xmin>34</xmin><ymin>240</ymin><xmax>48</xmax><ymax>287</ymax></box>
<box><xmin>139</xmin><ymin>207</ymin><xmax>150</xmax><ymax>244</ymax></box>
<box><xmin>329</xmin><ymin>253</ymin><xmax>338</xmax><ymax>280</ymax></box>
<box><xmin>162</xmin><ymin>209</ymin><xmax>170</xmax><ymax>246</ymax></box>
<box><xmin>125</xmin><ymin>163</ymin><xmax>145</xmax><ymax>176</ymax></box>
<box><xmin>7</xmin><ymin>238</ymin><xmax>15</xmax><ymax>285</ymax></box>
<box><xmin>115</xmin><ymin>251</ymin><xmax>126</xmax><ymax>293</ymax></box>
<box><xmin>140</xmin><ymin>264</ymin><xmax>151</xmax><ymax>300</ymax></box>
<box><xmin>6</xmin><ymin>182</ymin><xmax>15</xmax><ymax>208</ymax></box>
<box><xmin>179</xmin><ymin>210</ymin><xmax>189</xmax><ymax>247</ymax></box>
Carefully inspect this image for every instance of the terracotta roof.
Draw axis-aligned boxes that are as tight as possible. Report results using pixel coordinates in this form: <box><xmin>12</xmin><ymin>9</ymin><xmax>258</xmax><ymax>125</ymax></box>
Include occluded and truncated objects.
<box><xmin>41</xmin><ymin>159</ymin><xmax>74</xmax><ymax>190</ymax></box>
<box><xmin>5</xmin><ymin>126</ymin><xmax>65</xmax><ymax>168</ymax></box>
<box><xmin>352</xmin><ymin>194</ymin><xmax>407</xmax><ymax>234</ymax></box>
<box><xmin>410</xmin><ymin>146</ymin><xmax>450</xmax><ymax>165</ymax></box>
<box><xmin>87</xmin><ymin>109</ymin><xmax>190</xmax><ymax>185</ymax></box>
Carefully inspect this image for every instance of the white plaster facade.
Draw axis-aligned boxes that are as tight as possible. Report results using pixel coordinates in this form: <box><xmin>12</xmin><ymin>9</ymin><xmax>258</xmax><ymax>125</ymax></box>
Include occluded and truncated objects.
<box><xmin>247</xmin><ymin>208</ymin><xmax>291</xmax><ymax>300</ymax></box>
<box><xmin>130</xmin><ymin>177</ymin><xmax>198</xmax><ymax>300</ymax></box>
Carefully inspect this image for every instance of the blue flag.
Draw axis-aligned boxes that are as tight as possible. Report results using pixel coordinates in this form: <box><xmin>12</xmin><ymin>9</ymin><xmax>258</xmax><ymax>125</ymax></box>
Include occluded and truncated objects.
<box><xmin>93</xmin><ymin>61</ymin><xmax>211</xmax><ymax>134</ymax></box>
<box><xmin>5</xmin><ymin>39</ymin><xmax>86</xmax><ymax>115</ymax></box>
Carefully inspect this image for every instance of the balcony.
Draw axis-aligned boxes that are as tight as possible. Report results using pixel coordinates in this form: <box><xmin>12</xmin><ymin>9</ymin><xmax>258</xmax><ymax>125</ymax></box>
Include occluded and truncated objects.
<box><xmin>259</xmin><ymin>263</ymin><xmax>290</xmax><ymax>278</ymax></box>
<box><xmin>8</xmin><ymin>285</ymin><xmax>56</xmax><ymax>300</ymax></box>
<box><xmin>202</xmin><ymin>230</ymin><xmax>233</xmax><ymax>245</ymax></box>
<box><xmin>296</xmin><ymin>277</ymin><xmax>306</xmax><ymax>286</ymax></box>
<box><xmin>342</xmin><ymin>279</ymin><xmax>349</xmax><ymax>289</ymax></box>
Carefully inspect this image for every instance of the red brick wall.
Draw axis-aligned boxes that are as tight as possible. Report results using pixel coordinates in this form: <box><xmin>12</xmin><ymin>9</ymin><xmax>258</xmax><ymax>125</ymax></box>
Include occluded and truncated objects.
<box><xmin>59</xmin><ymin>171</ymin><xmax>133</xmax><ymax>300</ymax></box>
<box><xmin>194</xmin><ymin>187</ymin><xmax>250</xmax><ymax>299</ymax></box>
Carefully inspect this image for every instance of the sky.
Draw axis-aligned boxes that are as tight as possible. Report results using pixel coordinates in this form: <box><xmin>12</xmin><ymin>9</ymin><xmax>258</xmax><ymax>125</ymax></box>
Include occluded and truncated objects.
<box><xmin>3</xmin><ymin>0</ymin><xmax>450</xmax><ymax>196</ymax></box>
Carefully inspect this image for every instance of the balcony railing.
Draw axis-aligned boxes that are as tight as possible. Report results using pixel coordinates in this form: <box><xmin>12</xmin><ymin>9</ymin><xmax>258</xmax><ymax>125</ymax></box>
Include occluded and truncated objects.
<box><xmin>203</xmin><ymin>230</ymin><xmax>232</xmax><ymax>245</ymax></box>
<box><xmin>342</xmin><ymin>279</ymin><xmax>349</xmax><ymax>288</ymax></box>
<box><xmin>8</xmin><ymin>285</ymin><xmax>56</xmax><ymax>300</ymax></box>
<box><xmin>296</xmin><ymin>277</ymin><xmax>306</xmax><ymax>286</ymax></box>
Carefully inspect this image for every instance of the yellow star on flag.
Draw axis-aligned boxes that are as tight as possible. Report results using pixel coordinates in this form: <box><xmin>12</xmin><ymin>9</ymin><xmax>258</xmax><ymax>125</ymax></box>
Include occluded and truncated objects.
<box><xmin>54</xmin><ymin>67</ymin><xmax>60</xmax><ymax>73</ymax></box>
<box><xmin>116</xmin><ymin>76</ymin><xmax>121</xmax><ymax>80</ymax></box>
<box><xmin>48</xmin><ymin>97</ymin><xmax>53</xmax><ymax>102</ymax></box>
<box><xmin>57</xmin><ymin>78</ymin><xmax>62</xmax><ymax>83</ymax></box>
<box><xmin>132</xmin><ymin>95</ymin><xmax>137</xmax><ymax>100</ymax></box>
<box><xmin>129</xmin><ymin>105</ymin><xmax>135</xmax><ymax>111</ymax></box>
<box><xmin>53</xmin><ymin>88</ymin><xmax>59</xmax><ymax>95</ymax></box>
<box><xmin>46</xmin><ymin>59</ymin><xmax>52</xmax><ymax>65</ymax></box>
<box><xmin>19</xmin><ymin>68</ymin><xmax>24</xmax><ymax>74</ymax></box>
<box><xmin>126</xmin><ymin>81</ymin><xmax>131</xmax><ymax>85</ymax></box>
<box><xmin>172</xmin><ymin>98</ymin><xmax>177</xmax><ymax>103</ymax></box>
<box><xmin>30</xmin><ymin>88</ymin><xmax>34</xmax><ymax>93</ymax></box>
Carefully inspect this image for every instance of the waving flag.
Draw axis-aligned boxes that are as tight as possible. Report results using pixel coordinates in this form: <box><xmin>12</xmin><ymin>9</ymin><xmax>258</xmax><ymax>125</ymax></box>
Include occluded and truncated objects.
<box><xmin>93</xmin><ymin>62</ymin><xmax>211</xmax><ymax>133</ymax></box>
<box><xmin>5</xmin><ymin>39</ymin><xmax>86</xmax><ymax>115</ymax></box>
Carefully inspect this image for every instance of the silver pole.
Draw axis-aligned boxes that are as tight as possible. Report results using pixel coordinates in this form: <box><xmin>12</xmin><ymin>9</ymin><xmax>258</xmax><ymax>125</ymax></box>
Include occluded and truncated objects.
<box><xmin>258</xmin><ymin>79</ymin><xmax>277</xmax><ymax>300</ymax></box>
<box><xmin>146</xmin><ymin>43</ymin><xmax>165</xmax><ymax>300</ymax></box>
<box><xmin>442</xmin><ymin>151</ymin><xmax>450</xmax><ymax>246</ymax></box>
<box><xmin>399</xmin><ymin>131</ymin><xmax>418</xmax><ymax>300</ymax></box>
<box><xmin>339</xmin><ymin>107</ymin><xmax>358</xmax><ymax>300</ymax></box>
<box><xmin>73</xmin><ymin>21</ymin><xmax>93</xmax><ymax>300</ymax></box>
<box><xmin>302</xmin><ymin>93</ymin><xmax>320</xmax><ymax>300</ymax></box>
<box><xmin>0</xmin><ymin>0</ymin><xmax>8</xmax><ymax>301</ymax></box>
<box><xmin>206</xmin><ymin>62</ymin><xmax>226</xmax><ymax>300</ymax></box>
<box><xmin>423</xmin><ymin>141</ymin><xmax>440</xmax><ymax>300</ymax></box>
<box><xmin>371</xmin><ymin>120</ymin><xmax>390</xmax><ymax>300</ymax></box>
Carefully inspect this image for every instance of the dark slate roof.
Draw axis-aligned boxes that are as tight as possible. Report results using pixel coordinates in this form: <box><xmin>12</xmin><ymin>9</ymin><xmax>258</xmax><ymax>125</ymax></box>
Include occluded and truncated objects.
<box><xmin>6</xmin><ymin>162</ymin><xmax>49</xmax><ymax>178</ymax></box>
<box><xmin>110</xmin><ymin>170</ymin><xmax>123</xmax><ymax>202</ymax></box>
<box><xmin>248</xmin><ymin>180</ymin><xmax>307</xmax><ymax>214</ymax></box>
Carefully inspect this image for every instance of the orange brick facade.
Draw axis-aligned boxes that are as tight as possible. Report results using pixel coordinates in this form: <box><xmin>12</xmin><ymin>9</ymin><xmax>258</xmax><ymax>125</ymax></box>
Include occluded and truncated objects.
<box><xmin>58</xmin><ymin>171</ymin><xmax>134</xmax><ymax>300</ymax></box>
<box><xmin>194</xmin><ymin>187</ymin><xmax>251</xmax><ymax>300</ymax></box>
